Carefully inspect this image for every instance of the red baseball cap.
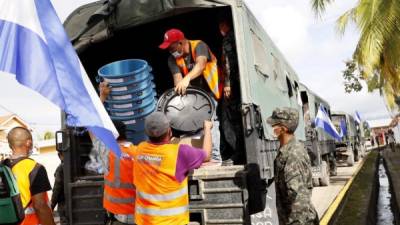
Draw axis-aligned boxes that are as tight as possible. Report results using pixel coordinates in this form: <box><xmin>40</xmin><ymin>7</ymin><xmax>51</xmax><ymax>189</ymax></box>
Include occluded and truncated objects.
<box><xmin>159</xmin><ymin>28</ymin><xmax>185</xmax><ymax>49</ymax></box>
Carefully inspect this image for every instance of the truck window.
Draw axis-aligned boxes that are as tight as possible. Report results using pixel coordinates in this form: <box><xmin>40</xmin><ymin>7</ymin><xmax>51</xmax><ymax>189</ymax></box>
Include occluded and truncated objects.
<box><xmin>271</xmin><ymin>53</ymin><xmax>287</xmax><ymax>92</ymax></box>
<box><xmin>250</xmin><ymin>29</ymin><xmax>270</xmax><ymax>78</ymax></box>
<box><xmin>286</xmin><ymin>76</ymin><xmax>293</xmax><ymax>98</ymax></box>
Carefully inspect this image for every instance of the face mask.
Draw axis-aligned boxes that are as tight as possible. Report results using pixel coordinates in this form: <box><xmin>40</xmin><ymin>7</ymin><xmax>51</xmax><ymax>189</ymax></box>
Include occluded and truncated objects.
<box><xmin>220</xmin><ymin>30</ymin><xmax>226</xmax><ymax>37</ymax></box>
<box><xmin>171</xmin><ymin>50</ymin><xmax>183</xmax><ymax>58</ymax></box>
<box><xmin>272</xmin><ymin>126</ymin><xmax>283</xmax><ymax>139</ymax></box>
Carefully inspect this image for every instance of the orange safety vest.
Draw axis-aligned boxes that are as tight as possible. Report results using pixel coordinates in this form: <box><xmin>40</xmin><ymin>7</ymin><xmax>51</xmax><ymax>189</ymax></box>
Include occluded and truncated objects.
<box><xmin>11</xmin><ymin>158</ymin><xmax>50</xmax><ymax>225</ymax></box>
<box><xmin>176</xmin><ymin>40</ymin><xmax>222</xmax><ymax>100</ymax></box>
<box><xmin>104</xmin><ymin>143</ymin><xmax>136</xmax><ymax>215</ymax></box>
<box><xmin>133</xmin><ymin>142</ymin><xmax>189</xmax><ymax>225</ymax></box>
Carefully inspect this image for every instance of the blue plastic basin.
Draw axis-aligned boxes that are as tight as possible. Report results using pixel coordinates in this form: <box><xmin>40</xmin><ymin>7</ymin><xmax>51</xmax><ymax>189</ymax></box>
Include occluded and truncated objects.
<box><xmin>98</xmin><ymin>59</ymin><xmax>151</xmax><ymax>85</ymax></box>
<box><xmin>109</xmin><ymin>102</ymin><xmax>156</xmax><ymax>120</ymax></box>
<box><xmin>106</xmin><ymin>87</ymin><xmax>156</xmax><ymax>104</ymax></box>
<box><xmin>109</xmin><ymin>79</ymin><xmax>154</xmax><ymax>96</ymax></box>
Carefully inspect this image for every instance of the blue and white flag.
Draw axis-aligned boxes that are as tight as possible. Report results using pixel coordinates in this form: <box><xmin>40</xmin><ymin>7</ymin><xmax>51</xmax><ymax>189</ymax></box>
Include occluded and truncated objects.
<box><xmin>354</xmin><ymin>111</ymin><xmax>362</xmax><ymax>124</ymax></box>
<box><xmin>340</xmin><ymin>119</ymin><xmax>347</xmax><ymax>137</ymax></box>
<box><xmin>315</xmin><ymin>105</ymin><xmax>342</xmax><ymax>141</ymax></box>
<box><xmin>0</xmin><ymin>0</ymin><xmax>121</xmax><ymax>156</ymax></box>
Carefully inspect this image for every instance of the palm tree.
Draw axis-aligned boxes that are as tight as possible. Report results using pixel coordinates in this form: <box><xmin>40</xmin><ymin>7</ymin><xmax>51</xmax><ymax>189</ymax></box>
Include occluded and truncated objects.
<box><xmin>311</xmin><ymin>0</ymin><xmax>400</xmax><ymax>111</ymax></box>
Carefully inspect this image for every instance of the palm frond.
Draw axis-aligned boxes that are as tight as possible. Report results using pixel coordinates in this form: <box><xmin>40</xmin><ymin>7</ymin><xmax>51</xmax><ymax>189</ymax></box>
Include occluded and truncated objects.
<box><xmin>336</xmin><ymin>8</ymin><xmax>357</xmax><ymax>35</ymax></box>
<box><xmin>311</xmin><ymin>0</ymin><xmax>334</xmax><ymax>17</ymax></box>
<box><xmin>352</xmin><ymin>0</ymin><xmax>400</xmax><ymax>81</ymax></box>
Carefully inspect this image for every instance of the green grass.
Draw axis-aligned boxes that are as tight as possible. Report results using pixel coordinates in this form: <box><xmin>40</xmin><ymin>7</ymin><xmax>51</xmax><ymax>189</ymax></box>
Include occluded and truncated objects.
<box><xmin>333</xmin><ymin>150</ymin><xmax>379</xmax><ymax>225</ymax></box>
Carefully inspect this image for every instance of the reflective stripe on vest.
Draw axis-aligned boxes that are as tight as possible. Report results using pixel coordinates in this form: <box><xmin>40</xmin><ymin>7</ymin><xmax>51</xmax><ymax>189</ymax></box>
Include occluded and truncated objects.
<box><xmin>137</xmin><ymin>186</ymin><xmax>187</xmax><ymax>201</ymax></box>
<box><xmin>104</xmin><ymin>193</ymin><xmax>135</xmax><ymax>204</ymax></box>
<box><xmin>176</xmin><ymin>40</ymin><xmax>221</xmax><ymax>99</ymax></box>
<box><xmin>105</xmin><ymin>146</ymin><xmax>135</xmax><ymax>189</ymax></box>
<box><xmin>24</xmin><ymin>200</ymin><xmax>51</xmax><ymax>215</ymax></box>
<box><xmin>134</xmin><ymin>142</ymin><xmax>189</xmax><ymax>224</ymax></box>
<box><xmin>136</xmin><ymin>205</ymin><xmax>189</xmax><ymax>216</ymax></box>
<box><xmin>24</xmin><ymin>206</ymin><xmax>35</xmax><ymax>215</ymax></box>
<box><xmin>104</xmin><ymin>144</ymin><xmax>136</xmax><ymax>214</ymax></box>
<box><xmin>104</xmin><ymin>174</ymin><xmax>135</xmax><ymax>189</ymax></box>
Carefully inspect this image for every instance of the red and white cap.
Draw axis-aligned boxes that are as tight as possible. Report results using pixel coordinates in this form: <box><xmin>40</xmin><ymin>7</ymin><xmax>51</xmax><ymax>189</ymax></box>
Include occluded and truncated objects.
<box><xmin>159</xmin><ymin>28</ymin><xmax>185</xmax><ymax>49</ymax></box>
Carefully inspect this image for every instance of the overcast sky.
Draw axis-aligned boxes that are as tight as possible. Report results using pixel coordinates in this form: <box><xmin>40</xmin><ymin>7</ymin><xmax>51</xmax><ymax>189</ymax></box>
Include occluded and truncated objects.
<box><xmin>0</xmin><ymin>0</ymin><xmax>391</xmax><ymax>133</ymax></box>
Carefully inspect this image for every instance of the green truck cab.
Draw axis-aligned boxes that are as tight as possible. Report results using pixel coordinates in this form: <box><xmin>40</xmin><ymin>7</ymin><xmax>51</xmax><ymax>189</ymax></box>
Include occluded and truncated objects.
<box><xmin>299</xmin><ymin>83</ymin><xmax>337</xmax><ymax>186</ymax></box>
<box><xmin>331</xmin><ymin>112</ymin><xmax>362</xmax><ymax>166</ymax></box>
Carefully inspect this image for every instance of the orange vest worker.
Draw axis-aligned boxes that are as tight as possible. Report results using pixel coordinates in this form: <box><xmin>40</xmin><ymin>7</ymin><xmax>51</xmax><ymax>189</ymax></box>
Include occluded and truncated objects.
<box><xmin>104</xmin><ymin>143</ymin><xmax>136</xmax><ymax>221</ymax></box>
<box><xmin>133</xmin><ymin>142</ymin><xmax>189</xmax><ymax>225</ymax></box>
<box><xmin>175</xmin><ymin>40</ymin><xmax>222</xmax><ymax>100</ymax></box>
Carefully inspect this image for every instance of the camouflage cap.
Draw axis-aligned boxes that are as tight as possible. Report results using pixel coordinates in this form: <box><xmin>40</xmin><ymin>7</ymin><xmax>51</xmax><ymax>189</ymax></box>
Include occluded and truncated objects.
<box><xmin>267</xmin><ymin>107</ymin><xmax>299</xmax><ymax>132</ymax></box>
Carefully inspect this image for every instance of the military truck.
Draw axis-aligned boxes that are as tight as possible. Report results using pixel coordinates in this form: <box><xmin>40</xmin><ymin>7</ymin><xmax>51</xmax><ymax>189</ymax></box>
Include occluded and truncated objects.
<box><xmin>331</xmin><ymin>112</ymin><xmax>361</xmax><ymax>166</ymax></box>
<box><xmin>299</xmin><ymin>83</ymin><xmax>337</xmax><ymax>186</ymax></box>
<box><xmin>59</xmin><ymin>1</ymin><xmax>308</xmax><ymax>224</ymax></box>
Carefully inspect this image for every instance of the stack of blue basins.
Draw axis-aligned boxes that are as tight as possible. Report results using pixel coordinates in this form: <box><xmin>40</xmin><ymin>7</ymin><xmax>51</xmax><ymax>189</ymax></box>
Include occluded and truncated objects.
<box><xmin>98</xmin><ymin>59</ymin><xmax>156</xmax><ymax>144</ymax></box>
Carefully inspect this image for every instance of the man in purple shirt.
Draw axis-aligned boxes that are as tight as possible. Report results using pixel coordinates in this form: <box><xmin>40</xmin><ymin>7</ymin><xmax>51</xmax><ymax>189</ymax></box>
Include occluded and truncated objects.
<box><xmin>142</xmin><ymin>111</ymin><xmax>211</xmax><ymax>181</ymax></box>
<box><xmin>133</xmin><ymin>112</ymin><xmax>212</xmax><ymax>224</ymax></box>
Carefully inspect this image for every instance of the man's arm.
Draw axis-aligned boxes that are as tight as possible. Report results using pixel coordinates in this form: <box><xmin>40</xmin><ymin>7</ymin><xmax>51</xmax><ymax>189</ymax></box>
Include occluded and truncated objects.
<box><xmin>223</xmin><ymin>53</ymin><xmax>231</xmax><ymax>98</ymax></box>
<box><xmin>202</xmin><ymin>120</ymin><xmax>213</xmax><ymax>162</ymax></box>
<box><xmin>99</xmin><ymin>81</ymin><xmax>110</xmax><ymax>103</ymax></box>
<box><xmin>174</xmin><ymin>120</ymin><xmax>213</xmax><ymax>182</ymax></box>
<box><xmin>186</xmin><ymin>56</ymin><xmax>207</xmax><ymax>81</ymax></box>
<box><xmin>172</xmin><ymin>72</ymin><xmax>183</xmax><ymax>87</ymax></box>
<box><xmin>32</xmin><ymin>192</ymin><xmax>56</xmax><ymax>225</ymax></box>
<box><xmin>175</xmin><ymin>56</ymin><xmax>207</xmax><ymax>95</ymax></box>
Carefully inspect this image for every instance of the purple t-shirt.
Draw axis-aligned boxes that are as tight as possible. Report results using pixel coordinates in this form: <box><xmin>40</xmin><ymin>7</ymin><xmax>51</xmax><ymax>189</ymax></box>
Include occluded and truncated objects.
<box><xmin>175</xmin><ymin>144</ymin><xmax>206</xmax><ymax>182</ymax></box>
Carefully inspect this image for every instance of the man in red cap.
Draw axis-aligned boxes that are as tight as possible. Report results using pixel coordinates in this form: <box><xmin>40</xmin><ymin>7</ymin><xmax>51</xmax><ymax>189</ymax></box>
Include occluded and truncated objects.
<box><xmin>159</xmin><ymin>28</ymin><xmax>222</xmax><ymax>165</ymax></box>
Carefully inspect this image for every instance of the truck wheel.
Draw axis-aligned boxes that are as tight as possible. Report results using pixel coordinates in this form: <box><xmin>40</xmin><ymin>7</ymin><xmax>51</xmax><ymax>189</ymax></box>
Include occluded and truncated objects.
<box><xmin>354</xmin><ymin>147</ymin><xmax>360</xmax><ymax>162</ymax></box>
<box><xmin>347</xmin><ymin>150</ymin><xmax>355</xmax><ymax>166</ymax></box>
<box><xmin>329</xmin><ymin>155</ymin><xmax>337</xmax><ymax>176</ymax></box>
<box><xmin>319</xmin><ymin>161</ymin><xmax>330</xmax><ymax>186</ymax></box>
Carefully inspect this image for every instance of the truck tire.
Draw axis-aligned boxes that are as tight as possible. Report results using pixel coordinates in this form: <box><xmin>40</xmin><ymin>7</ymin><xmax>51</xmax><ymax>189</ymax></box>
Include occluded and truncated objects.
<box><xmin>347</xmin><ymin>150</ymin><xmax>355</xmax><ymax>166</ymax></box>
<box><xmin>354</xmin><ymin>146</ymin><xmax>360</xmax><ymax>162</ymax></box>
<box><xmin>319</xmin><ymin>161</ymin><xmax>330</xmax><ymax>186</ymax></box>
<box><xmin>312</xmin><ymin>178</ymin><xmax>320</xmax><ymax>187</ymax></box>
<box><xmin>329</xmin><ymin>154</ymin><xmax>337</xmax><ymax>176</ymax></box>
<box><xmin>361</xmin><ymin>144</ymin><xmax>366</xmax><ymax>157</ymax></box>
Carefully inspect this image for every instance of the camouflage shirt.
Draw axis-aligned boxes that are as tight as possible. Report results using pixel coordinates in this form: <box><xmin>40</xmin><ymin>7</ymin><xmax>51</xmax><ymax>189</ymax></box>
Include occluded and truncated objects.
<box><xmin>274</xmin><ymin>137</ymin><xmax>318</xmax><ymax>225</ymax></box>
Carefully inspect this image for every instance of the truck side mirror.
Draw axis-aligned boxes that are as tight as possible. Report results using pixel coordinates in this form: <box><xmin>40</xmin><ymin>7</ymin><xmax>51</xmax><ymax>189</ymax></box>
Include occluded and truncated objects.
<box><xmin>56</xmin><ymin>130</ymin><xmax>69</xmax><ymax>152</ymax></box>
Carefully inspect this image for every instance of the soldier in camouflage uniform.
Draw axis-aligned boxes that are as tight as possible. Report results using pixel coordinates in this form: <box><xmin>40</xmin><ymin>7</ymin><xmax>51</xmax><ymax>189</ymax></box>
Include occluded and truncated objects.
<box><xmin>218</xmin><ymin>13</ymin><xmax>245</xmax><ymax>165</ymax></box>
<box><xmin>267</xmin><ymin>107</ymin><xmax>319</xmax><ymax>225</ymax></box>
